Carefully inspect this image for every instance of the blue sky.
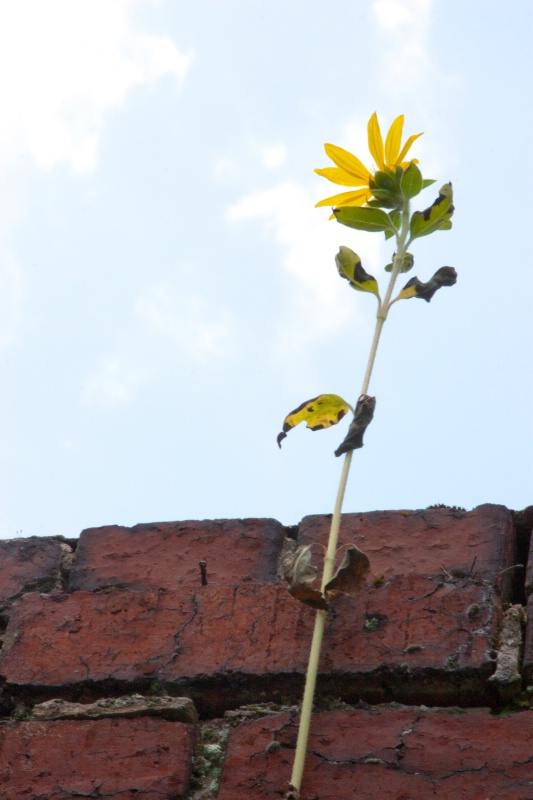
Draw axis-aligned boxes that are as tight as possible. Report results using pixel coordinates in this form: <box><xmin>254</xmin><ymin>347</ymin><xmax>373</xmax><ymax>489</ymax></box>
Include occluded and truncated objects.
<box><xmin>1</xmin><ymin>0</ymin><xmax>532</xmax><ymax>539</ymax></box>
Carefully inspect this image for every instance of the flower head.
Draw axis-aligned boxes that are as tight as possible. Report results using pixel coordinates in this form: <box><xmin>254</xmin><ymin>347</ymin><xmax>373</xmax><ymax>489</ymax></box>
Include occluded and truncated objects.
<box><xmin>315</xmin><ymin>113</ymin><xmax>423</xmax><ymax>210</ymax></box>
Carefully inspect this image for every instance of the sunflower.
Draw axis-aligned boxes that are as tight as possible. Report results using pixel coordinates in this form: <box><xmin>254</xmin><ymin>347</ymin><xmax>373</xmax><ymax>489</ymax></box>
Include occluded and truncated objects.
<box><xmin>315</xmin><ymin>112</ymin><xmax>423</xmax><ymax>210</ymax></box>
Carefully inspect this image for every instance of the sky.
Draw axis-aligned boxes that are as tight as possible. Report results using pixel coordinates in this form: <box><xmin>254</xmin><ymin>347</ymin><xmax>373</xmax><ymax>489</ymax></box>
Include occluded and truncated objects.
<box><xmin>0</xmin><ymin>0</ymin><xmax>532</xmax><ymax>539</ymax></box>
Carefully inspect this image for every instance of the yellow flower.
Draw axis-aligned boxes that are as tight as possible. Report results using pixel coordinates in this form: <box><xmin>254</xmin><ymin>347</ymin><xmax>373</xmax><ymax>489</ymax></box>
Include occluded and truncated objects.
<box><xmin>315</xmin><ymin>112</ymin><xmax>423</xmax><ymax>210</ymax></box>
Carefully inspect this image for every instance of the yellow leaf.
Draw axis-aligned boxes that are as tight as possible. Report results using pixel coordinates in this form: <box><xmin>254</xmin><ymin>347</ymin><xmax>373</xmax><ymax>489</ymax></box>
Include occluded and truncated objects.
<box><xmin>335</xmin><ymin>246</ymin><xmax>380</xmax><ymax>298</ymax></box>
<box><xmin>277</xmin><ymin>393</ymin><xmax>350</xmax><ymax>448</ymax></box>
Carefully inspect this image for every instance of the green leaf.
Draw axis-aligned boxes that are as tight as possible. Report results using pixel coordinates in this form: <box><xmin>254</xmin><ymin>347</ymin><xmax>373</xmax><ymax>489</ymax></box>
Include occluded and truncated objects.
<box><xmin>409</xmin><ymin>182</ymin><xmax>454</xmax><ymax>241</ymax></box>
<box><xmin>422</xmin><ymin>178</ymin><xmax>436</xmax><ymax>190</ymax></box>
<box><xmin>400</xmin><ymin>163</ymin><xmax>423</xmax><ymax>199</ymax></box>
<box><xmin>335</xmin><ymin>246</ymin><xmax>380</xmax><ymax>298</ymax></box>
<box><xmin>368</xmin><ymin>167</ymin><xmax>403</xmax><ymax>208</ymax></box>
<box><xmin>277</xmin><ymin>393</ymin><xmax>350</xmax><ymax>448</ymax></box>
<box><xmin>389</xmin><ymin>209</ymin><xmax>401</xmax><ymax>230</ymax></box>
<box><xmin>334</xmin><ymin>206</ymin><xmax>396</xmax><ymax>236</ymax></box>
<box><xmin>397</xmin><ymin>266</ymin><xmax>457</xmax><ymax>302</ymax></box>
<box><xmin>334</xmin><ymin>394</ymin><xmax>376</xmax><ymax>457</ymax></box>
<box><xmin>385</xmin><ymin>252</ymin><xmax>414</xmax><ymax>273</ymax></box>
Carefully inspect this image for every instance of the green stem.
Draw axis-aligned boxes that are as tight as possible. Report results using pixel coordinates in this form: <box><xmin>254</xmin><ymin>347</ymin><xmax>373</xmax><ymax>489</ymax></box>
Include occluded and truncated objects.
<box><xmin>288</xmin><ymin>202</ymin><xmax>410</xmax><ymax>799</ymax></box>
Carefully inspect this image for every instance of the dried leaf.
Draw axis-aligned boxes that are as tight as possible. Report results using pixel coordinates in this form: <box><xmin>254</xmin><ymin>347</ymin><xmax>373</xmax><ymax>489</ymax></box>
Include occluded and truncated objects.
<box><xmin>334</xmin><ymin>394</ymin><xmax>376</xmax><ymax>457</ymax></box>
<box><xmin>281</xmin><ymin>544</ymin><xmax>328</xmax><ymax>610</ymax></box>
<box><xmin>324</xmin><ymin>546</ymin><xmax>370</xmax><ymax>599</ymax></box>
<box><xmin>398</xmin><ymin>266</ymin><xmax>457</xmax><ymax>302</ymax></box>
<box><xmin>277</xmin><ymin>394</ymin><xmax>350</xmax><ymax>448</ymax></box>
<box><xmin>289</xmin><ymin>585</ymin><xmax>329</xmax><ymax>610</ymax></box>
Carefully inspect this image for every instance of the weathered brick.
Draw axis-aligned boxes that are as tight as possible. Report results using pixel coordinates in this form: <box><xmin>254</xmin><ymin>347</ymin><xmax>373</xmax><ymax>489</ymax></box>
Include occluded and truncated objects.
<box><xmin>520</xmin><ymin>593</ymin><xmax>533</xmax><ymax>681</ymax></box>
<box><xmin>218</xmin><ymin>707</ymin><xmax>533</xmax><ymax>799</ymax></box>
<box><xmin>299</xmin><ymin>504</ymin><xmax>516</xmax><ymax>596</ymax></box>
<box><xmin>0</xmin><ymin>537</ymin><xmax>68</xmax><ymax>602</ymax></box>
<box><xmin>519</xmin><ymin>505</ymin><xmax>533</xmax><ymax>595</ymax></box>
<box><xmin>1</xmin><ymin>577</ymin><xmax>499</xmax><ymax>704</ymax></box>
<box><xmin>69</xmin><ymin>518</ymin><xmax>285</xmax><ymax>591</ymax></box>
<box><xmin>0</xmin><ymin>717</ymin><xmax>195</xmax><ymax>799</ymax></box>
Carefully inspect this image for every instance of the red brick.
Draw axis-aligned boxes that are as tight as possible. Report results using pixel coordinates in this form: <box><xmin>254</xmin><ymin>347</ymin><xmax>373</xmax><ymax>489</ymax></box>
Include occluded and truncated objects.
<box><xmin>218</xmin><ymin>707</ymin><xmax>533</xmax><ymax>800</ymax></box>
<box><xmin>0</xmin><ymin>537</ymin><xmax>68</xmax><ymax>602</ymax></box>
<box><xmin>299</xmin><ymin>504</ymin><xmax>515</xmax><ymax>595</ymax></box>
<box><xmin>0</xmin><ymin>717</ymin><xmax>194</xmax><ymax>799</ymax></box>
<box><xmin>1</xmin><ymin>578</ymin><xmax>499</xmax><ymax>702</ymax></box>
<box><xmin>0</xmin><ymin>589</ymin><xmax>192</xmax><ymax>685</ymax></box>
<box><xmin>69</xmin><ymin>518</ymin><xmax>285</xmax><ymax>591</ymax></box>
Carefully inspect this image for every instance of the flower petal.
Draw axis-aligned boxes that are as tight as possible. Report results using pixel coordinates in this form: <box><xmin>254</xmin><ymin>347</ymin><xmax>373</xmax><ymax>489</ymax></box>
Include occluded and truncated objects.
<box><xmin>399</xmin><ymin>158</ymin><xmax>419</xmax><ymax>169</ymax></box>
<box><xmin>314</xmin><ymin>167</ymin><xmax>367</xmax><ymax>187</ymax></box>
<box><xmin>397</xmin><ymin>131</ymin><xmax>423</xmax><ymax>164</ymax></box>
<box><xmin>315</xmin><ymin>188</ymin><xmax>371</xmax><ymax>208</ymax></box>
<box><xmin>384</xmin><ymin>115</ymin><xmax>404</xmax><ymax>166</ymax></box>
<box><xmin>367</xmin><ymin>113</ymin><xmax>385</xmax><ymax>171</ymax></box>
<box><xmin>323</xmin><ymin>144</ymin><xmax>371</xmax><ymax>182</ymax></box>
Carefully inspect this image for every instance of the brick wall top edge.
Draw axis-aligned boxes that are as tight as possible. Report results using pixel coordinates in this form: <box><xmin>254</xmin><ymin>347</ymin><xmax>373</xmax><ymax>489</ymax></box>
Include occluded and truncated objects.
<box><xmin>79</xmin><ymin>516</ymin><xmax>285</xmax><ymax>537</ymax></box>
<box><xmin>298</xmin><ymin>502</ymin><xmax>512</xmax><ymax>524</ymax></box>
<box><xmin>3</xmin><ymin>505</ymin><xmax>529</xmax><ymax>547</ymax></box>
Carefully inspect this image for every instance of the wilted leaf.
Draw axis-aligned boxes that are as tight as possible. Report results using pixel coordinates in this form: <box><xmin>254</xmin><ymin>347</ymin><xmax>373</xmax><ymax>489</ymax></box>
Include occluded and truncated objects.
<box><xmin>334</xmin><ymin>394</ymin><xmax>376</xmax><ymax>458</ymax></box>
<box><xmin>333</xmin><ymin>206</ymin><xmax>397</xmax><ymax>236</ymax></box>
<box><xmin>335</xmin><ymin>246</ymin><xmax>380</xmax><ymax>297</ymax></box>
<box><xmin>277</xmin><ymin>394</ymin><xmax>350</xmax><ymax>448</ymax></box>
<box><xmin>324</xmin><ymin>545</ymin><xmax>370</xmax><ymax>598</ymax></box>
<box><xmin>385</xmin><ymin>252</ymin><xmax>414</xmax><ymax>273</ymax></box>
<box><xmin>409</xmin><ymin>182</ymin><xmax>454</xmax><ymax>240</ymax></box>
<box><xmin>281</xmin><ymin>544</ymin><xmax>328</xmax><ymax>610</ymax></box>
<box><xmin>398</xmin><ymin>266</ymin><xmax>457</xmax><ymax>302</ymax></box>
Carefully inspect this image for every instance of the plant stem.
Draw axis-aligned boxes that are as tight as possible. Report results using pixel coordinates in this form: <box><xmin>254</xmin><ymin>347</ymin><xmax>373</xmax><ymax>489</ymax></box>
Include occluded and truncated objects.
<box><xmin>288</xmin><ymin>204</ymin><xmax>410</xmax><ymax>798</ymax></box>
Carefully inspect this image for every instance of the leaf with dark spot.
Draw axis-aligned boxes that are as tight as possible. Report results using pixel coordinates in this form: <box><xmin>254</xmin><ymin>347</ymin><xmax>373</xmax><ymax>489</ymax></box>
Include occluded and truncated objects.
<box><xmin>325</xmin><ymin>545</ymin><xmax>370</xmax><ymax>599</ymax></box>
<box><xmin>277</xmin><ymin>394</ymin><xmax>350</xmax><ymax>448</ymax></box>
<box><xmin>398</xmin><ymin>266</ymin><xmax>457</xmax><ymax>302</ymax></box>
<box><xmin>335</xmin><ymin>246</ymin><xmax>380</xmax><ymax>298</ymax></box>
<box><xmin>281</xmin><ymin>544</ymin><xmax>329</xmax><ymax>610</ymax></box>
<box><xmin>334</xmin><ymin>394</ymin><xmax>376</xmax><ymax>457</ymax></box>
<box><xmin>409</xmin><ymin>182</ymin><xmax>454</xmax><ymax>241</ymax></box>
<box><xmin>385</xmin><ymin>252</ymin><xmax>414</xmax><ymax>273</ymax></box>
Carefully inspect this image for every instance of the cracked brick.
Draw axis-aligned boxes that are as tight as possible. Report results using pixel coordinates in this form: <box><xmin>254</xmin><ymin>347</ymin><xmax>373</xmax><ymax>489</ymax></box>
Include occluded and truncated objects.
<box><xmin>0</xmin><ymin>717</ymin><xmax>195</xmax><ymax>799</ymax></box>
<box><xmin>0</xmin><ymin>580</ymin><xmax>500</xmax><ymax>706</ymax></box>
<box><xmin>218</xmin><ymin>707</ymin><xmax>533</xmax><ymax>799</ymax></box>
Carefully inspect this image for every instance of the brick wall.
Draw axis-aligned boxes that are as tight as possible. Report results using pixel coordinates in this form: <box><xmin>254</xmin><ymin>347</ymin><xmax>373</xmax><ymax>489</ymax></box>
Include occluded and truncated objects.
<box><xmin>0</xmin><ymin>504</ymin><xmax>532</xmax><ymax>799</ymax></box>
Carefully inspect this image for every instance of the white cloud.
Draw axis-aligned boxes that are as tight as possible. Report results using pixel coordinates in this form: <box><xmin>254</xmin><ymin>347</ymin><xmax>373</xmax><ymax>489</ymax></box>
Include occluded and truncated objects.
<box><xmin>83</xmin><ymin>356</ymin><xmax>147</xmax><ymax>408</ymax></box>
<box><xmin>82</xmin><ymin>283</ymin><xmax>234</xmax><ymax>408</ymax></box>
<box><xmin>213</xmin><ymin>156</ymin><xmax>240</xmax><ymax>181</ymax></box>
<box><xmin>227</xmin><ymin>181</ymin><xmax>382</xmax><ymax>360</ymax></box>
<box><xmin>136</xmin><ymin>283</ymin><xmax>234</xmax><ymax>361</ymax></box>
<box><xmin>0</xmin><ymin>0</ymin><xmax>194</xmax><ymax>175</ymax></box>
<box><xmin>258</xmin><ymin>144</ymin><xmax>287</xmax><ymax>170</ymax></box>
<box><xmin>372</xmin><ymin>0</ymin><xmax>433</xmax><ymax>91</ymax></box>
